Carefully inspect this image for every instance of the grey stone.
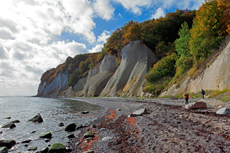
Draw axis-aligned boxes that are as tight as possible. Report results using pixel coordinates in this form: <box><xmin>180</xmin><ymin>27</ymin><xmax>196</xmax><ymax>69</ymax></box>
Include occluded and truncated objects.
<box><xmin>102</xmin><ymin>136</ymin><xmax>112</xmax><ymax>142</ymax></box>
<box><xmin>216</xmin><ymin>107</ymin><xmax>230</xmax><ymax>115</ymax></box>
<box><xmin>130</xmin><ymin>108</ymin><xmax>147</xmax><ymax>117</ymax></box>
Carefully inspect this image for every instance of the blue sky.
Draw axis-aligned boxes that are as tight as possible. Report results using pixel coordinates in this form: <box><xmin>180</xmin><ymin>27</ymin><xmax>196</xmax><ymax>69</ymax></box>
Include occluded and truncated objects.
<box><xmin>0</xmin><ymin>0</ymin><xmax>204</xmax><ymax>96</ymax></box>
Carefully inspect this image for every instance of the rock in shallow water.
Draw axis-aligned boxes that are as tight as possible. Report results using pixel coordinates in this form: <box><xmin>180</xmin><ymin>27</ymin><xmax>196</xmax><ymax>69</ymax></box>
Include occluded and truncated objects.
<box><xmin>28</xmin><ymin>146</ymin><xmax>37</xmax><ymax>151</ymax></box>
<box><xmin>40</xmin><ymin>146</ymin><xmax>48</xmax><ymax>153</ymax></box>
<box><xmin>0</xmin><ymin>140</ymin><xmax>16</xmax><ymax>149</ymax></box>
<box><xmin>28</xmin><ymin>113</ymin><xmax>43</xmax><ymax>123</ymax></box>
<box><xmin>1</xmin><ymin>123</ymin><xmax>16</xmax><ymax>129</ymax></box>
<box><xmin>58</xmin><ymin>123</ymin><xmax>64</xmax><ymax>127</ymax></box>
<box><xmin>39</xmin><ymin>132</ymin><xmax>52</xmax><ymax>139</ymax></box>
<box><xmin>48</xmin><ymin>143</ymin><xmax>66</xmax><ymax>153</ymax></box>
<box><xmin>65</xmin><ymin>123</ymin><xmax>76</xmax><ymax>132</ymax></box>
<box><xmin>21</xmin><ymin>139</ymin><xmax>32</xmax><ymax>143</ymax></box>
<box><xmin>84</xmin><ymin>131</ymin><xmax>94</xmax><ymax>138</ymax></box>
<box><xmin>0</xmin><ymin>146</ymin><xmax>7</xmax><ymax>153</ymax></box>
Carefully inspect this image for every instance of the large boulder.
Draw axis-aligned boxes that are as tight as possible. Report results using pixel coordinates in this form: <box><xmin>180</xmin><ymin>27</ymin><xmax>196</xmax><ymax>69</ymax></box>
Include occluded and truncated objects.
<box><xmin>216</xmin><ymin>107</ymin><xmax>230</xmax><ymax>115</ymax></box>
<box><xmin>100</xmin><ymin>41</ymin><xmax>158</xmax><ymax>97</ymax></box>
<box><xmin>28</xmin><ymin>113</ymin><xmax>43</xmax><ymax>123</ymax></box>
<box><xmin>185</xmin><ymin>102</ymin><xmax>207</xmax><ymax>110</ymax></box>
<box><xmin>0</xmin><ymin>140</ymin><xmax>16</xmax><ymax>149</ymax></box>
<box><xmin>48</xmin><ymin>143</ymin><xmax>66</xmax><ymax>153</ymax></box>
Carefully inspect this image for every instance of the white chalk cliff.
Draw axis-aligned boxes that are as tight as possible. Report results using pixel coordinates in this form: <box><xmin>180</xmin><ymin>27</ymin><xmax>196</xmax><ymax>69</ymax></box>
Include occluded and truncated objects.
<box><xmin>100</xmin><ymin>40</ymin><xmax>158</xmax><ymax>97</ymax></box>
<box><xmin>37</xmin><ymin>71</ymin><xmax>68</xmax><ymax>97</ymax></box>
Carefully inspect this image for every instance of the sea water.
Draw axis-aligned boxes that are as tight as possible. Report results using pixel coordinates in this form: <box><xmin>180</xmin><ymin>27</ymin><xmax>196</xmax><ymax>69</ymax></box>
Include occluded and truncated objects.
<box><xmin>0</xmin><ymin>96</ymin><xmax>103</xmax><ymax>152</ymax></box>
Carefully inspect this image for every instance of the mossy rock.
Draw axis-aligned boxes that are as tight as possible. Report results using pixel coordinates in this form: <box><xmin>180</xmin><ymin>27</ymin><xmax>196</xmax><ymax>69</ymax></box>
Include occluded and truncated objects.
<box><xmin>0</xmin><ymin>140</ymin><xmax>16</xmax><ymax>149</ymax></box>
<box><xmin>40</xmin><ymin>146</ymin><xmax>49</xmax><ymax>153</ymax></box>
<box><xmin>1</xmin><ymin>123</ymin><xmax>16</xmax><ymax>129</ymax></box>
<box><xmin>0</xmin><ymin>146</ymin><xmax>7</xmax><ymax>153</ymax></box>
<box><xmin>28</xmin><ymin>113</ymin><xmax>43</xmax><ymax>123</ymax></box>
<box><xmin>65</xmin><ymin>123</ymin><xmax>76</xmax><ymax>132</ymax></box>
<box><xmin>48</xmin><ymin>143</ymin><xmax>66</xmax><ymax>153</ymax></box>
<box><xmin>84</xmin><ymin>131</ymin><xmax>94</xmax><ymax>138</ymax></box>
<box><xmin>39</xmin><ymin>132</ymin><xmax>52</xmax><ymax>139</ymax></box>
<box><xmin>28</xmin><ymin>146</ymin><xmax>37</xmax><ymax>151</ymax></box>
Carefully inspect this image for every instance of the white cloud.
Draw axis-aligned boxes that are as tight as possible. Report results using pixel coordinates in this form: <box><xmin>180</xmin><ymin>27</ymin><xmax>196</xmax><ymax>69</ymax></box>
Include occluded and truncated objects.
<box><xmin>114</xmin><ymin>0</ymin><xmax>152</xmax><ymax>15</ymax></box>
<box><xmin>97</xmin><ymin>30</ymin><xmax>110</xmax><ymax>43</ymax></box>
<box><xmin>151</xmin><ymin>8</ymin><xmax>165</xmax><ymax>19</ymax></box>
<box><xmin>90</xmin><ymin>44</ymin><xmax>103</xmax><ymax>53</ymax></box>
<box><xmin>94</xmin><ymin>0</ymin><xmax>115</xmax><ymax>20</ymax></box>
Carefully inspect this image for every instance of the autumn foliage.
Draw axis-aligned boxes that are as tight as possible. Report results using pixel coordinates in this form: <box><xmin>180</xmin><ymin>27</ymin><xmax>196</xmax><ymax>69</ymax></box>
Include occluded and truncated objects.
<box><xmin>41</xmin><ymin>0</ymin><xmax>230</xmax><ymax>92</ymax></box>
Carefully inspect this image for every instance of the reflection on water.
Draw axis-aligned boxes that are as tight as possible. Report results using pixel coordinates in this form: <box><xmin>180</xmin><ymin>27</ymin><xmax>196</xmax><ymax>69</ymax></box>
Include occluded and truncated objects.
<box><xmin>0</xmin><ymin>96</ymin><xmax>103</xmax><ymax>152</ymax></box>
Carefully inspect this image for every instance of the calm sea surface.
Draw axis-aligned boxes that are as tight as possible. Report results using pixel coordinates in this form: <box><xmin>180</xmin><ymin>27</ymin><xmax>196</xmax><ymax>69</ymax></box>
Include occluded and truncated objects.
<box><xmin>0</xmin><ymin>96</ymin><xmax>103</xmax><ymax>152</ymax></box>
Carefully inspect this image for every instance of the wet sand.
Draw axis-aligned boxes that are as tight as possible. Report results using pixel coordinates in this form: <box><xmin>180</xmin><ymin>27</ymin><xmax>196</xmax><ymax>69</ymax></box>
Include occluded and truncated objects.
<box><xmin>66</xmin><ymin>97</ymin><xmax>230</xmax><ymax>153</ymax></box>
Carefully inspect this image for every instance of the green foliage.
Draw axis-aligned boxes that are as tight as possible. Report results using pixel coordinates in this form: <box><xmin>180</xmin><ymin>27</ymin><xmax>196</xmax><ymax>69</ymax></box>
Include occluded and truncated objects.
<box><xmin>68</xmin><ymin>69</ymin><xmax>82</xmax><ymax>87</ymax></box>
<box><xmin>146</xmin><ymin>53</ymin><xmax>177</xmax><ymax>84</ymax></box>
<box><xmin>143</xmin><ymin>77</ymin><xmax>172</xmax><ymax>95</ymax></box>
<box><xmin>175</xmin><ymin>22</ymin><xmax>191</xmax><ymax>57</ymax></box>
<box><xmin>175</xmin><ymin>56</ymin><xmax>193</xmax><ymax>78</ymax></box>
<box><xmin>189</xmin><ymin>0</ymin><xmax>224</xmax><ymax>63</ymax></box>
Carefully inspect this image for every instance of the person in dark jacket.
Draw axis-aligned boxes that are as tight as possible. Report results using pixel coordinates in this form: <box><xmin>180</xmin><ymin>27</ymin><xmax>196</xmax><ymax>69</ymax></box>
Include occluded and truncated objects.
<box><xmin>201</xmin><ymin>89</ymin><xmax>205</xmax><ymax>99</ymax></box>
<box><xmin>184</xmin><ymin>93</ymin><xmax>189</xmax><ymax>104</ymax></box>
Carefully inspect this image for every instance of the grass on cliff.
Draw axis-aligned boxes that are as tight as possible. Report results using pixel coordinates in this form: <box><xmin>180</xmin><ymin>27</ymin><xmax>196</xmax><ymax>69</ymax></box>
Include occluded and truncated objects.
<box><xmin>160</xmin><ymin>89</ymin><xmax>230</xmax><ymax>102</ymax></box>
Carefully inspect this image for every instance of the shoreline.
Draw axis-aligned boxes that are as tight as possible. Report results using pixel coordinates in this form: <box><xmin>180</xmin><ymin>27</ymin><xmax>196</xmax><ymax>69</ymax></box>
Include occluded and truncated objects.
<box><xmin>64</xmin><ymin>97</ymin><xmax>230</xmax><ymax>152</ymax></box>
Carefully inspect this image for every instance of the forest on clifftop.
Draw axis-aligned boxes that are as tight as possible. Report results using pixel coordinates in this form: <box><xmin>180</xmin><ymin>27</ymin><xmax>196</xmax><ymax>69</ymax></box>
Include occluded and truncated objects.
<box><xmin>40</xmin><ymin>0</ymin><xmax>230</xmax><ymax>96</ymax></box>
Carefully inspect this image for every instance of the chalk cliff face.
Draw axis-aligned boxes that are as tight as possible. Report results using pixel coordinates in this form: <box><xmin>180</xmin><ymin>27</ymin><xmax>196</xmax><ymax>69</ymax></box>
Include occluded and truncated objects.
<box><xmin>160</xmin><ymin>41</ymin><xmax>230</xmax><ymax>96</ymax></box>
<box><xmin>100</xmin><ymin>40</ymin><xmax>158</xmax><ymax>97</ymax></box>
<box><xmin>81</xmin><ymin>54</ymin><xmax>117</xmax><ymax>97</ymax></box>
<box><xmin>37</xmin><ymin>41</ymin><xmax>158</xmax><ymax>97</ymax></box>
<box><xmin>37</xmin><ymin>71</ymin><xmax>68</xmax><ymax>97</ymax></box>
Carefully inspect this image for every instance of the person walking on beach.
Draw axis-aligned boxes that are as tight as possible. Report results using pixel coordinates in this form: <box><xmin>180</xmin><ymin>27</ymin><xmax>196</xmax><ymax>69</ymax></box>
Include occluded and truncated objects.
<box><xmin>201</xmin><ymin>89</ymin><xmax>205</xmax><ymax>99</ymax></box>
<box><xmin>184</xmin><ymin>93</ymin><xmax>189</xmax><ymax>104</ymax></box>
